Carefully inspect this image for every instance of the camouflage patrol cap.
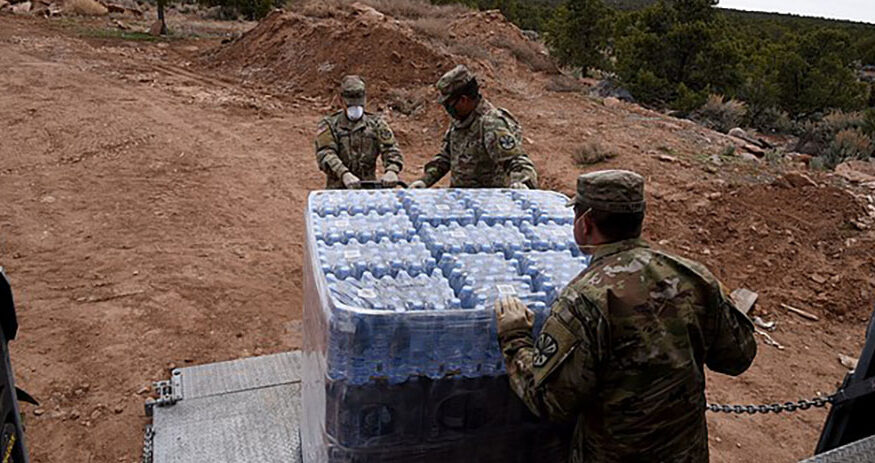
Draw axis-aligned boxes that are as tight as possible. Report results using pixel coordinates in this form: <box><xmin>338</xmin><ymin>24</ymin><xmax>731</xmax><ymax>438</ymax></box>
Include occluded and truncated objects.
<box><xmin>436</xmin><ymin>65</ymin><xmax>476</xmax><ymax>103</ymax></box>
<box><xmin>340</xmin><ymin>75</ymin><xmax>366</xmax><ymax>106</ymax></box>
<box><xmin>566</xmin><ymin>170</ymin><xmax>646</xmax><ymax>213</ymax></box>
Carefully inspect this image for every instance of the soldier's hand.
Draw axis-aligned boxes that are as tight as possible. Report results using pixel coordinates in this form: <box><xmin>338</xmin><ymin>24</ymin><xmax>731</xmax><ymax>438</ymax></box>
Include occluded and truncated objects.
<box><xmin>408</xmin><ymin>180</ymin><xmax>427</xmax><ymax>189</ymax></box>
<box><xmin>381</xmin><ymin>171</ymin><xmax>399</xmax><ymax>187</ymax></box>
<box><xmin>494</xmin><ymin>296</ymin><xmax>534</xmax><ymax>339</ymax></box>
<box><xmin>342</xmin><ymin>172</ymin><xmax>361</xmax><ymax>189</ymax></box>
<box><xmin>510</xmin><ymin>182</ymin><xmax>529</xmax><ymax>190</ymax></box>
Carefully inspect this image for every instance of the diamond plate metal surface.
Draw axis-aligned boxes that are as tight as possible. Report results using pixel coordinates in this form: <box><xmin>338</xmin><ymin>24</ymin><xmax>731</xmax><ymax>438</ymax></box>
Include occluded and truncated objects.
<box><xmin>178</xmin><ymin>351</ymin><xmax>302</xmax><ymax>400</ymax></box>
<box><xmin>151</xmin><ymin>352</ymin><xmax>303</xmax><ymax>463</ymax></box>
<box><xmin>800</xmin><ymin>435</ymin><xmax>875</xmax><ymax>463</ymax></box>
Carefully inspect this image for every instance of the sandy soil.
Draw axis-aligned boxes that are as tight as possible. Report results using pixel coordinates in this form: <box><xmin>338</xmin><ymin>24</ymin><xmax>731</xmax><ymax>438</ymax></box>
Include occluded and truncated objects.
<box><xmin>0</xmin><ymin>7</ymin><xmax>873</xmax><ymax>462</ymax></box>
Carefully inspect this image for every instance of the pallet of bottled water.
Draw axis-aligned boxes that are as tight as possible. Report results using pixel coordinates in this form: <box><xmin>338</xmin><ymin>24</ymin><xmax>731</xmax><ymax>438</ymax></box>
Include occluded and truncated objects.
<box><xmin>302</xmin><ymin>189</ymin><xmax>584</xmax><ymax>462</ymax></box>
<box><xmin>305</xmin><ymin>189</ymin><xmax>588</xmax><ymax>384</ymax></box>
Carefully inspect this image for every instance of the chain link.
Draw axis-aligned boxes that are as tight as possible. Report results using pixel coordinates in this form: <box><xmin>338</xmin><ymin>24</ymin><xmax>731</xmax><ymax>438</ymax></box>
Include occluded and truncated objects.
<box><xmin>706</xmin><ymin>395</ymin><xmax>834</xmax><ymax>414</ymax></box>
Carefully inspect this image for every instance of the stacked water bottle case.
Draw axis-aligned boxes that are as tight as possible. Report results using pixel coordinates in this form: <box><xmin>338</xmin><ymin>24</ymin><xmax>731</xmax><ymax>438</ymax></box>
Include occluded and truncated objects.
<box><xmin>303</xmin><ymin>189</ymin><xmax>588</xmax><ymax>463</ymax></box>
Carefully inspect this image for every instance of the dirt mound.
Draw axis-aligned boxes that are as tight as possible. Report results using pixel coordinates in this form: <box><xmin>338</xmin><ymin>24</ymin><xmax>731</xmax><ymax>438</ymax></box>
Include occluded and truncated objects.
<box><xmin>207</xmin><ymin>5</ymin><xmax>453</xmax><ymax>100</ymax></box>
<box><xmin>206</xmin><ymin>4</ymin><xmax>559</xmax><ymax>103</ymax></box>
<box><xmin>681</xmin><ymin>181</ymin><xmax>870</xmax><ymax>320</ymax></box>
<box><xmin>445</xmin><ymin>10</ymin><xmax>558</xmax><ymax>78</ymax></box>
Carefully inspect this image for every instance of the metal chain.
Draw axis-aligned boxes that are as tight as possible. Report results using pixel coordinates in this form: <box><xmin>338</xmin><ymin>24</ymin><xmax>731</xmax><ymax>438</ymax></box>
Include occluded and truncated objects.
<box><xmin>706</xmin><ymin>394</ymin><xmax>834</xmax><ymax>414</ymax></box>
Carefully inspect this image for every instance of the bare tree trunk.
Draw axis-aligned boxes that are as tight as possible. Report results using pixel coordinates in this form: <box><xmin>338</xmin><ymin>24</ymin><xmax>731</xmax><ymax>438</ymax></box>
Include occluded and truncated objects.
<box><xmin>157</xmin><ymin>0</ymin><xmax>168</xmax><ymax>35</ymax></box>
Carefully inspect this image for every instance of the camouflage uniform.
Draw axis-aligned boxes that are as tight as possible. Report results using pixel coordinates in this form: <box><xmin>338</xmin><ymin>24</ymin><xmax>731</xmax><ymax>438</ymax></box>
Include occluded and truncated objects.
<box><xmin>315</xmin><ymin>76</ymin><xmax>403</xmax><ymax>189</ymax></box>
<box><xmin>498</xmin><ymin>171</ymin><xmax>757</xmax><ymax>462</ymax></box>
<box><xmin>420</xmin><ymin>65</ymin><xmax>538</xmax><ymax>188</ymax></box>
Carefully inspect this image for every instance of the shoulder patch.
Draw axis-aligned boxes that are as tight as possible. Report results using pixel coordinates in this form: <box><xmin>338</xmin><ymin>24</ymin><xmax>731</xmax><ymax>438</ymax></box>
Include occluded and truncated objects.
<box><xmin>378</xmin><ymin>127</ymin><xmax>395</xmax><ymax>143</ymax></box>
<box><xmin>316</xmin><ymin>120</ymin><xmax>334</xmax><ymax>147</ymax></box>
<box><xmin>533</xmin><ymin>333</ymin><xmax>559</xmax><ymax>367</ymax></box>
<box><xmin>370</xmin><ymin>117</ymin><xmax>396</xmax><ymax>143</ymax></box>
<box><xmin>533</xmin><ymin>303</ymin><xmax>582</xmax><ymax>387</ymax></box>
<box><xmin>498</xmin><ymin>133</ymin><xmax>517</xmax><ymax>150</ymax></box>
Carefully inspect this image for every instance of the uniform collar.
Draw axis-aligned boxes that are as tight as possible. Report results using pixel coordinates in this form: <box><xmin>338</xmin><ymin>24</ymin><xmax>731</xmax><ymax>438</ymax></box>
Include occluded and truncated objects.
<box><xmin>588</xmin><ymin>238</ymin><xmax>650</xmax><ymax>265</ymax></box>
<box><xmin>338</xmin><ymin>113</ymin><xmax>367</xmax><ymax>131</ymax></box>
<box><xmin>452</xmin><ymin>98</ymin><xmax>491</xmax><ymax>130</ymax></box>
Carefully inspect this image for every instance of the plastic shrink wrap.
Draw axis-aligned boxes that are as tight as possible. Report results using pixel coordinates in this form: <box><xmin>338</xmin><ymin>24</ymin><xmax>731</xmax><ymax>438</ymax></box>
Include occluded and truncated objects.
<box><xmin>303</xmin><ymin>189</ymin><xmax>588</xmax><ymax>463</ymax></box>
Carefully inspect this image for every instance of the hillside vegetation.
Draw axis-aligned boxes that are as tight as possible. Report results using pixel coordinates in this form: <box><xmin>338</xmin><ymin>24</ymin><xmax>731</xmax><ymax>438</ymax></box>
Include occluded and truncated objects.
<box><xmin>425</xmin><ymin>0</ymin><xmax>875</xmax><ymax>167</ymax></box>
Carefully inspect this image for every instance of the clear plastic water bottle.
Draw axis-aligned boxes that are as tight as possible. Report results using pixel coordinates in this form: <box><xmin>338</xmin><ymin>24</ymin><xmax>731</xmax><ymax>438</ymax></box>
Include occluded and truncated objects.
<box><xmin>468</xmin><ymin>190</ymin><xmax>534</xmax><ymax>226</ymax></box>
<box><xmin>314</xmin><ymin>212</ymin><xmax>415</xmax><ymax>245</ymax></box>
<box><xmin>401</xmin><ymin>190</ymin><xmax>476</xmax><ymax>229</ymax></box>
<box><xmin>422</xmin><ymin>222</ymin><xmax>528</xmax><ymax>259</ymax></box>
<box><xmin>311</xmin><ymin>190</ymin><xmax>402</xmax><ymax>217</ymax></box>
<box><xmin>513</xmin><ymin>190</ymin><xmax>574</xmax><ymax>224</ymax></box>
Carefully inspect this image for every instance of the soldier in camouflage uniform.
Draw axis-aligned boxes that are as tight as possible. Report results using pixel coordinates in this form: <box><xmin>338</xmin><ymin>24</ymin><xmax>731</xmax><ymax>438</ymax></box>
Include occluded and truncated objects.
<box><xmin>315</xmin><ymin>75</ymin><xmax>404</xmax><ymax>189</ymax></box>
<box><xmin>495</xmin><ymin>170</ymin><xmax>757</xmax><ymax>462</ymax></box>
<box><xmin>409</xmin><ymin>65</ymin><xmax>538</xmax><ymax>189</ymax></box>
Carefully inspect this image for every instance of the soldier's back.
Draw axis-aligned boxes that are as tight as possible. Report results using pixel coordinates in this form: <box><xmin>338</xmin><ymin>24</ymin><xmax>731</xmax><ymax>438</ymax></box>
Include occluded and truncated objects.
<box><xmin>569</xmin><ymin>240</ymin><xmax>729</xmax><ymax>461</ymax></box>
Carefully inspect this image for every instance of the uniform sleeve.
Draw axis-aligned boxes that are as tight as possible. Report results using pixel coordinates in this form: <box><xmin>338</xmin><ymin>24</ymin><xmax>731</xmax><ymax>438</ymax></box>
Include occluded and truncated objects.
<box><xmin>500</xmin><ymin>293</ymin><xmax>606</xmax><ymax>422</ymax></box>
<box><xmin>704</xmin><ymin>282</ymin><xmax>757</xmax><ymax>376</ymax></box>
<box><xmin>315</xmin><ymin>119</ymin><xmax>348</xmax><ymax>178</ymax></box>
<box><xmin>374</xmin><ymin>118</ymin><xmax>403</xmax><ymax>174</ymax></box>
<box><xmin>482</xmin><ymin>116</ymin><xmax>539</xmax><ymax>189</ymax></box>
<box><xmin>421</xmin><ymin>128</ymin><xmax>452</xmax><ymax>187</ymax></box>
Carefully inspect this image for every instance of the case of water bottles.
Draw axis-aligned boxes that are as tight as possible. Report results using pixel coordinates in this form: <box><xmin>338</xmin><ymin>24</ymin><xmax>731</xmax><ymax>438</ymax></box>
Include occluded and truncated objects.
<box><xmin>302</xmin><ymin>189</ymin><xmax>587</xmax><ymax>463</ymax></box>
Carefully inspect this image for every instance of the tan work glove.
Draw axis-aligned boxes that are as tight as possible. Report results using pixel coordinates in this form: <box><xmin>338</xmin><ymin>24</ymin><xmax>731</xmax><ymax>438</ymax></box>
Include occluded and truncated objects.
<box><xmin>408</xmin><ymin>180</ymin><xmax>427</xmax><ymax>189</ymax></box>
<box><xmin>381</xmin><ymin>171</ymin><xmax>399</xmax><ymax>187</ymax></box>
<box><xmin>494</xmin><ymin>295</ymin><xmax>534</xmax><ymax>341</ymax></box>
<box><xmin>342</xmin><ymin>172</ymin><xmax>361</xmax><ymax>189</ymax></box>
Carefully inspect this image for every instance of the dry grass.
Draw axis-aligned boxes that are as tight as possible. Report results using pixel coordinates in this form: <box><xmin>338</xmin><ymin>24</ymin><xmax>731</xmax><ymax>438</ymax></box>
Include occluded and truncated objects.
<box><xmin>545</xmin><ymin>75</ymin><xmax>584</xmax><ymax>93</ymax></box>
<box><xmin>572</xmin><ymin>140</ymin><xmax>616</xmax><ymax>166</ymax></box>
<box><xmin>289</xmin><ymin>0</ymin><xmax>467</xmax><ymax>19</ymax></box>
<box><xmin>290</xmin><ymin>0</ymin><xmax>345</xmax><ymax>18</ymax></box>
<box><xmin>409</xmin><ymin>17</ymin><xmax>450</xmax><ymax>42</ymax></box>
<box><xmin>692</xmin><ymin>94</ymin><xmax>747</xmax><ymax>133</ymax></box>
<box><xmin>360</xmin><ymin>0</ymin><xmax>466</xmax><ymax>19</ymax></box>
<box><xmin>797</xmin><ymin>110</ymin><xmax>868</xmax><ymax>158</ymax></box>
<box><xmin>386</xmin><ymin>88</ymin><xmax>426</xmax><ymax>116</ymax></box>
<box><xmin>64</xmin><ymin>0</ymin><xmax>108</xmax><ymax>16</ymax></box>
<box><xmin>450</xmin><ymin>42</ymin><xmax>490</xmax><ymax>61</ymax></box>
<box><xmin>490</xmin><ymin>37</ymin><xmax>557</xmax><ymax>74</ymax></box>
<box><xmin>823</xmin><ymin>110</ymin><xmax>865</xmax><ymax>131</ymax></box>
<box><xmin>824</xmin><ymin>128</ymin><xmax>874</xmax><ymax>167</ymax></box>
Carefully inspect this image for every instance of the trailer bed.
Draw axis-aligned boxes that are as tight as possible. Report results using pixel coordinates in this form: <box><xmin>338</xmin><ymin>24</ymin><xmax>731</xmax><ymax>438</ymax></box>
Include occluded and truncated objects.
<box><xmin>144</xmin><ymin>351</ymin><xmax>303</xmax><ymax>463</ymax></box>
<box><xmin>141</xmin><ymin>350</ymin><xmax>874</xmax><ymax>463</ymax></box>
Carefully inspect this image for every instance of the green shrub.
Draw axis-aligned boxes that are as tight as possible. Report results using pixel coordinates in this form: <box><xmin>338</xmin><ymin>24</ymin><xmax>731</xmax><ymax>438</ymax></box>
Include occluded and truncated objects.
<box><xmin>822</xmin><ymin>128</ymin><xmax>874</xmax><ymax>167</ymax></box>
<box><xmin>751</xmin><ymin>106</ymin><xmax>794</xmax><ymax>134</ymax></box>
<box><xmin>863</xmin><ymin>108</ymin><xmax>875</xmax><ymax>137</ymax></box>
<box><xmin>200</xmin><ymin>0</ymin><xmax>275</xmax><ymax>19</ymax></box>
<box><xmin>691</xmin><ymin>94</ymin><xmax>747</xmax><ymax>133</ymax></box>
<box><xmin>796</xmin><ymin>110</ymin><xmax>867</xmax><ymax>156</ymax></box>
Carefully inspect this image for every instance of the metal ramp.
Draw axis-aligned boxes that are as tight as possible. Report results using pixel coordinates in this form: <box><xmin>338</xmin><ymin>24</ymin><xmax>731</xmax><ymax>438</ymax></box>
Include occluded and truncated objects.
<box><xmin>144</xmin><ymin>351</ymin><xmax>303</xmax><ymax>463</ymax></box>
<box><xmin>139</xmin><ymin>348</ymin><xmax>875</xmax><ymax>463</ymax></box>
<box><xmin>800</xmin><ymin>435</ymin><xmax>875</xmax><ymax>463</ymax></box>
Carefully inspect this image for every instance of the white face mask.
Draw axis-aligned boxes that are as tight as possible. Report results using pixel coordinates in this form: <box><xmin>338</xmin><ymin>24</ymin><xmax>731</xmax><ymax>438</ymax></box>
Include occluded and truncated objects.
<box><xmin>346</xmin><ymin>105</ymin><xmax>364</xmax><ymax>121</ymax></box>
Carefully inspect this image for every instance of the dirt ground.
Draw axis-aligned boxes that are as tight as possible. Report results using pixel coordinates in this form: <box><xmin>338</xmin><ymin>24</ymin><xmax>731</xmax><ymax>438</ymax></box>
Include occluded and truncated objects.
<box><xmin>1</xmin><ymin>6</ymin><xmax>874</xmax><ymax>463</ymax></box>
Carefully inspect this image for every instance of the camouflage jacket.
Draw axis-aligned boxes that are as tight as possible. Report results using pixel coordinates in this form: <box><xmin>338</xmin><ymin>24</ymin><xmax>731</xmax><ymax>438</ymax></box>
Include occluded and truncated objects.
<box><xmin>500</xmin><ymin>239</ymin><xmax>757</xmax><ymax>463</ymax></box>
<box><xmin>315</xmin><ymin>111</ymin><xmax>403</xmax><ymax>189</ymax></box>
<box><xmin>422</xmin><ymin>98</ymin><xmax>538</xmax><ymax>188</ymax></box>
